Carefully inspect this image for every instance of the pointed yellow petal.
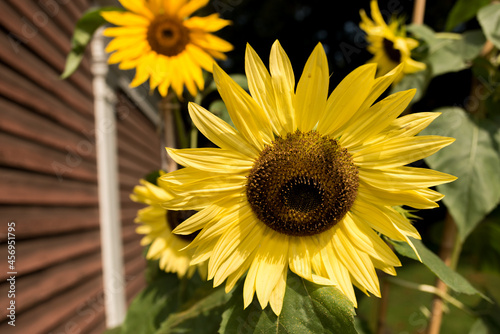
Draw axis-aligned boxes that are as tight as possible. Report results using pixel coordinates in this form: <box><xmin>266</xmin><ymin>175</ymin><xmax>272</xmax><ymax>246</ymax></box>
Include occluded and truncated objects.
<box><xmin>288</xmin><ymin>237</ymin><xmax>312</xmax><ymax>280</ymax></box>
<box><xmin>318</xmin><ymin>64</ymin><xmax>377</xmax><ymax>136</ymax></box>
<box><xmin>353</xmin><ymin>136</ymin><xmax>455</xmax><ymax>169</ymax></box>
<box><xmin>341</xmin><ymin>89</ymin><xmax>415</xmax><ymax>148</ymax></box>
<box><xmin>213</xmin><ymin>64</ymin><xmax>274</xmax><ymax>150</ymax></box>
<box><xmin>269</xmin><ymin>40</ymin><xmax>296</xmax><ymax>132</ymax></box>
<box><xmin>333</xmin><ymin>228</ymin><xmax>381</xmax><ymax>296</ymax></box>
<box><xmin>101</xmin><ymin>11</ymin><xmax>151</xmax><ymax>26</ymax></box>
<box><xmin>245</xmin><ymin>44</ymin><xmax>281</xmax><ymax>135</ymax></box>
<box><xmin>184</xmin><ymin>14</ymin><xmax>231</xmax><ymax>32</ymax></box>
<box><xmin>166</xmin><ymin>148</ymin><xmax>253</xmax><ymax>173</ymax></box>
<box><xmin>269</xmin><ymin>265</ymin><xmax>287</xmax><ymax>315</ymax></box>
<box><xmin>118</xmin><ymin>0</ymin><xmax>154</xmax><ymax>18</ymax></box>
<box><xmin>359</xmin><ymin>166</ymin><xmax>457</xmax><ymax>191</ymax></box>
<box><xmin>295</xmin><ymin>43</ymin><xmax>329</xmax><ymax>132</ymax></box>
<box><xmin>342</xmin><ymin>213</ymin><xmax>401</xmax><ymax>266</ymax></box>
<box><xmin>178</xmin><ymin>0</ymin><xmax>209</xmax><ymax>17</ymax></box>
<box><xmin>254</xmin><ymin>231</ymin><xmax>288</xmax><ymax>309</ymax></box>
<box><xmin>188</xmin><ymin>102</ymin><xmax>258</xmax><ymax>158</ymax></box>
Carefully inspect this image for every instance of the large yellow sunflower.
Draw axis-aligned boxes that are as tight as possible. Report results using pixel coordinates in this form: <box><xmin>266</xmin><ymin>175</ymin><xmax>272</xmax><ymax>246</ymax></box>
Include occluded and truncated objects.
<box><xmin>131</xmin><ymin>177</ymin><xmax>206</xmax><ymax>279</ymax></box>
<box><xmin>101</xmin><ymin>0</ymin><xmax>233</xmax><ymax>97</ymax></box>
<box><xmin>360</xmin><ymin>0</ymin><xmax>426</xmax><ymax>83</ymax></box>
<box><xmin>160</xmin><ymin>40</ymin><xmax>456</xmax><ymax>315</ymax></box>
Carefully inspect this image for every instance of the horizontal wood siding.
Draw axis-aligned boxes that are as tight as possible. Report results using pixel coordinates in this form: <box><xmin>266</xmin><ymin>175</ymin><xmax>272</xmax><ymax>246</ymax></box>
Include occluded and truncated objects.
<box><xmin>0</xmin><ymin>0</ymin><xmax>162</xmax><ymax>332</ymax></box>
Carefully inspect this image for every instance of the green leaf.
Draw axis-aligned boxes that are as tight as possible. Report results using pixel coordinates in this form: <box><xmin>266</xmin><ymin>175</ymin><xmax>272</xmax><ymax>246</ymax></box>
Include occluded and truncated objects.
<box><xmin>407</xmin><ymin>25</ymin><xmax>485</xmax><ymax>77</ymax></box>
<box><xmin>445</xmin><ymin>0</ymin><xmax>490</xmax><ymax>31</ymax></box>
<box><xmin>473</xmin><ymin>294</ymin><xmax>500</xmax><ymax>333</ymax></box>
<box><xmin>390</xmin><ymin>238</ymin><xmax>486</xmax><ymax>298</ymax></box>
<box><xmin>469</xmin><ymin>319</ymin><xmax>489</xmax><ymax>334</ymax></box>
<box><xmin>478</xmin><ymin>3</ymin><xmax>500</xmax><ymax>49</ymax></box>
<box><xmin>155</xmin><ymin>284</ymin><xmax>232</xmax><ymax>334</ymax></box>
<box><xmin>61</xmin><ymin>6</ymin><xmax>122</xmax><ymax>79</ymax></box>
<box><xmin>219</xmin><ymin>272</ymin><xmax>357</xmax><ymax>334</ymax></box>
<box><xmin>420</xmin><ymin>107</ymin><xmax>500</xmax><ymax>241</ymax></box>
<box><xmin>121</xmin><ymin>272</ymin><xmax>181</xmax><ymax>334</ymax></box>
<box><xmin>427</xmin><ymin>30</ymin><xmax>485</xmax><ymax>77</ymax></box>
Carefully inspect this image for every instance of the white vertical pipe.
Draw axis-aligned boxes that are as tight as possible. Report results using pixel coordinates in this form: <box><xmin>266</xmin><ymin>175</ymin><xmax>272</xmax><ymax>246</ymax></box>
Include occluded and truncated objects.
<box><xmin>91</xmin><ymin>27</ymin><xmax>126</xmax><ymax>328</ymax></box>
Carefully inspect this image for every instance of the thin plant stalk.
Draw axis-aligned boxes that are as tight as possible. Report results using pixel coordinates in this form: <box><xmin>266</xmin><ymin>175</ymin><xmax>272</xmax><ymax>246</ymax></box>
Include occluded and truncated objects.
<box><xmin>412</xmin><ymin>0</ymin><xmax>426</xmax><ymax>25</ymax></box>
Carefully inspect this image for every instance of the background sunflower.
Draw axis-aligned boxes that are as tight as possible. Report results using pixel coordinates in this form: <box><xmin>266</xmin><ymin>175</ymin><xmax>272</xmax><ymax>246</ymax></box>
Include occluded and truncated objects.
<box><xmin>131</xmin><ymin>176</ymin><xmax>207</xmax><ymax>279</ymax></box>
<box><xmin>101</xmin><ymin>0</ymin><xmax>233</xmax><ymax>97</ymax></box>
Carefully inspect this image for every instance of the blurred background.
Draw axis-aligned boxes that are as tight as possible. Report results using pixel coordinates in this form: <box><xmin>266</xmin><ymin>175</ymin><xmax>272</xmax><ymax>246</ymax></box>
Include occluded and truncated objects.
<box><xmin>0</xmin><ymin>0</ymin><xmax>498</xmax><ymax>333</ymax></box>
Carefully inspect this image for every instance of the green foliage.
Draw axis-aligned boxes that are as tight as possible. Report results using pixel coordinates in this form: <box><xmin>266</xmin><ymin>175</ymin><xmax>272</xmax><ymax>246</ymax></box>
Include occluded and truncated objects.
<box><xmin>219</xmin><ymin>272</ymin><xmax>357</xmax><ymax>334</ymax></box>
<box><xmin>407</xmin><ymin>24</ymin><xmax>485</xmax><ymax>77</ymax></box>
<box><xmin>156</xmin><ymin>284</ymin><xmax>232</xmax><ymax>334</ymax></box>
<box><xmin>420</xmin><ymin>108</ymin><xmax>500</xmax><ymax>242</ymax></box>
<box><xmin>445</xmin><ymin>0</ymin><xmax>491</xmax><ymax>32</ymax></box>
<box><xmin>61</xmin><ymin>6</ymin><xmax>122</xmax><ymax>79</ymax></box>
<box><xmin>478</xmin><ymin>3</ymin><xmax>500</xmax><ymax>50</ymax></box>
<box><xmin>390</xmin><ymin>238</ymin><xmax>486</xmax><ymax>298</ymax></box>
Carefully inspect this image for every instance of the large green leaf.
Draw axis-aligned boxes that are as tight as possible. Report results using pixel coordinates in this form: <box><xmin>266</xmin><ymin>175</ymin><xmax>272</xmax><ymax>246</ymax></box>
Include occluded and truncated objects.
<box><xmin>61</xmin><ymin>6</ymin><xmax>122</xmax><ymax>79</ymax></box>
<box><xmin>478</xmin><ymin>3</ymin><xmax>500</xmax><ymax>49</ymax></box>
<box><xmin>155</xmin><ymin>284</ymin><xmax>232</xmax><ymax>334</ymax></box>
<box><xmin>121</xmin><ymin>272</ymin><xmax>181</xmax><ymax>334</ymax></box>
<box><xmin>219</xmin><ymin>272</ymin><xmax>357</xmax><ymax>334</ymax></box>
<box><xmin>407</xmin><ymin>25</ymin><xmax>485</xmax><ymax>77</ymax></box>
<box><xmin>420</xmin><ymin>107</ymin><xmax>500</xmax><ymax>242</ymax></box>
<box><xmin>390</xmin><ymin>238</ymin><xmax>485</xmax><ymax>298</ymax></box>
<box><xmin>445</xmin><ymin>0</ymin><xmax>490</xmax><ymax>32</ymax></box>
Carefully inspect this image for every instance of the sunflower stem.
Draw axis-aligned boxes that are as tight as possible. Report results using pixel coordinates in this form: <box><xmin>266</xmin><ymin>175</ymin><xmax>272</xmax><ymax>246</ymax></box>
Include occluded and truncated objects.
<box><xmin>189</xmin><ymin>92</ymin><xmax>203</xmax><ymax>148</ymax></box>
<box><xmin>160</xmin><ymin>91</ymin><xmax>178</xmax><ymax>172</ymax></box>
<box><xmin>412</xmin><ymin>0</ymin><xmax>426</xmax><ymax>25</ymax></box>
<box><xmin>376</xmin><ymin>274</ymin><xmax>391</xmax><ymax>334</ymax></box>
<box><xmin>426</xmin><ymin>212</ymin><xmax>459</xmax><ymax>334</ymax></box>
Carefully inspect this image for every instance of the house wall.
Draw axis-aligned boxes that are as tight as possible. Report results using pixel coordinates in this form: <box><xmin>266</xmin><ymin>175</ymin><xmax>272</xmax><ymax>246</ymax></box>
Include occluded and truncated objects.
<box><xmin>0</xmin><ymin>0</ymin><xmax>162</xmax><ymax>332</ymax></box>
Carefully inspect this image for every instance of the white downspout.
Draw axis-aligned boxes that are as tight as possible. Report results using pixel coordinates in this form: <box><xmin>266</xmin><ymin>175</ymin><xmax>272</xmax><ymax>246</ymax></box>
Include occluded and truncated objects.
<box><xmin>91</xmin><ymin>27</ymin><xmax>126</xmax><ymax>328</ymax></box>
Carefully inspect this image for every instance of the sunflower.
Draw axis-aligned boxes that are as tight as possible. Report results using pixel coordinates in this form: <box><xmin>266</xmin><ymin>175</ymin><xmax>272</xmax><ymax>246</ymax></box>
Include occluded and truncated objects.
<box><xmin>360</xmin><ymin>0</ymin><xmax>426</xmax><ymax>83</ymax></box>
<box><xmin>131</xmin><ymin>177</ymin><xmax>206</xmax><ymax>279</ymax></box>
<box><xmin>160</xmin><ymin>40</ymin><xmax>456</xmax><ymax>315</ymax></box>
<box><xmin>101</xmin><ymin>0</ymin><xmax>233</xmax><ymax>97</ymax></box>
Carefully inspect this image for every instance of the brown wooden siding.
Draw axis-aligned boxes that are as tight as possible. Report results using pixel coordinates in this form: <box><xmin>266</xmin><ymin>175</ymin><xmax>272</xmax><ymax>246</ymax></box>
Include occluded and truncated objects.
<box><xmin>0</xmin><ymin>0</ymin><xmax>162</xmax><ymax>332</ymax></box>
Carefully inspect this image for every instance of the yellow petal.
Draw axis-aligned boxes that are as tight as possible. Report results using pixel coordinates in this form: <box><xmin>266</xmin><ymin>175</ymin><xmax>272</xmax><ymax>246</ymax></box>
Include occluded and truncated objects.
<box><xmin>101</xmin><ymin>11</ymin><xmax>151</xmax><ymax>26</ymax></box>
<box><xmin>342</xmin><ymin>213</ymin><xmax>401</xmax><ymax>266</ymax></box>
<box><xmin>333</xmin><ymin>228</ymin><xmax>381</xmax><ymax>296</ymax></box>
<box><xmin>254</xmin><ymin>231</ymin><xmax>289</xmax><ymax>309</ymax></box>
<box><xmin>288</xmin><ymin>237</ymin><xmax>312</xmax><ymax>280</ymax></box>
<box><xmin>359</xmin><ymin>166</ymin><xmax>457</xmax><ymax>191</ymax></box>
<box><xmin>340</xmin><ymin>89</ymin><xmax>415</xmax><ymax>148</ymax></box>
<box><xmin>103</xmin><ymin>26</ymin><xmax>147</xmax><ymax>37</ymax></box>
<box><xmin>318</xmin><ymin>64</ymin><xmax>377</xmax><ymax>137</ymax></box>
<box><xmin>353</xmin><ymin>136</ymin><xmax>455</xmax><ymax>169</ymax></box>
<box><xmin>213</xmin><ymin>63</ymin><xmax>274</xmax><ymax>150</ymax></box>
<box><xmin>184</xmin><ymin>14</ymin><xmax>231</xmax><ymax>32</ymax></box>
<box><xmin>188</xmin><ymin>102</ymin><xmax>258</xmax><ymax>158</ymax></box>
<box><xmin>269</xmin><ymin>265</ymin><xmax>287</xmax><ymax>315</ymax></box>
<box><xmin>295</xmin><ymin>43</ymin><xmax>329</xmax><ymax>132</ymax></box>
<box><xmin>269</xmin><ymin>40</ymin><xmax>296</xmax><ymax>132</ymax></box>
<box><xmin>118</xmin><ymin>0</ymin><xmax>154</xmax><ymax>19</ymax></box>
<box><xmin>245</xmin><ymin>44</ymin><xmax>281</xmax><ymax>135</ymax></box>
<box><xmin>178</xmin><ymin>0</ymin><xmax>209</xmax><ymax>17</ymax></box>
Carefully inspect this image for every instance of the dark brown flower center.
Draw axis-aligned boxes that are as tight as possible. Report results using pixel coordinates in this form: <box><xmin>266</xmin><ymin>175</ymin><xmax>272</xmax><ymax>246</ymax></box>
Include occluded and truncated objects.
<box><xmin>383</xmin><ymin>38</ymin><xmax>402</xmax><ymax>64</ymax></box>
<box><xmin>147</xmin><ymin>15</ymin><xmax>189</xmax><ymax>56</ymax></box>
<box><xmin>166</xmin><ymin>210</ymin><xmax>199</xmax><ymax>242</ymax></box>
<box><xmin>246</xmin><ymin>131</ymin><xmax>359</xmax><ymax>237</ymax></box>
